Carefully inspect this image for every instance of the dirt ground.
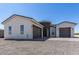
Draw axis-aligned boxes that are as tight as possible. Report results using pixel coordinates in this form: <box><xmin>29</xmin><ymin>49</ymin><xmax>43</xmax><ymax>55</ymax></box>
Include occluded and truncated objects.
<box><xmin>0</xmin><ymin>38</ymin><xmax>79</xmax><ymax>55</ymax></box>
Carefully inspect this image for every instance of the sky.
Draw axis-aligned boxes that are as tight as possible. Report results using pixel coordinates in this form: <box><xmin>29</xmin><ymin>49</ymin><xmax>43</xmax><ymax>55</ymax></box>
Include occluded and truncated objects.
<box><xmin>0</xmin><ymin>3</ymin><xmax>79</xmax><ymax>33</ymax></box>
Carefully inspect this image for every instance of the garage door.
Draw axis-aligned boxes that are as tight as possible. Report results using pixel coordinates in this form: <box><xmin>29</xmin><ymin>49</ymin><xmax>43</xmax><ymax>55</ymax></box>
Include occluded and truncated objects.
<box><xmin>59</xmin><ymin>27</ymin><xmax>71</xmax><ymax>37</ymax></box>
<box><xmin>33</xmin><ymin>25</ymin><xmax>42</xmax><ymax>39</ymax></box>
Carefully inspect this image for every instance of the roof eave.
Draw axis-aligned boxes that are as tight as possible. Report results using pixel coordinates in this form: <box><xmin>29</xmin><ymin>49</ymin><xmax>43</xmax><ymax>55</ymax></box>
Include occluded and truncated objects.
<box><xmin>56</xmin><ymin>21</ymin><xmax>77</xmax><ymax>26</ymax></box>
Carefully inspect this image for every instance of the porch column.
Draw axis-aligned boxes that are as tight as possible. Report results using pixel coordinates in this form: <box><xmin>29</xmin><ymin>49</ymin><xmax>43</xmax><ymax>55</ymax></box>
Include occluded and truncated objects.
<box><xmin>41</xmin><ymin>28</ymin><xmax>43</xmax><ymax>38</ymax></box>
<box><xmin>56</xmin><ymin>27</ymin><xmax>59</xmax><ymax>37</ymax></box>
<box><xmin>71</xmin><ymin>28</ymin><xmax>74</xmax><ymax>38</ymax></box>
<box><xmin>47</xmin><ymin>28</ymin><xmax>49</xmax><ymax>37</ymax></box>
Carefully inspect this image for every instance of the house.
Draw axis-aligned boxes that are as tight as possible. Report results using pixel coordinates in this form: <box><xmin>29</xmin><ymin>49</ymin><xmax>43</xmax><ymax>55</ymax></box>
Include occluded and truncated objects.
<box><xmin>2</xmin><ymin>14</ymin><xmax>77</xmax><ymax>39</ymax></box>
<box><xmin>0</xmin><ymin>29</ymin><xmax>4</xmax><ymax>38</ymax></box>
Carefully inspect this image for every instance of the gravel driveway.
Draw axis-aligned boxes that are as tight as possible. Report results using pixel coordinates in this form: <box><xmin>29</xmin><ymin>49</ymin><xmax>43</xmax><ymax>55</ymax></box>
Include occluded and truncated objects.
<box><xmin>0</xmin><ymin>38</ymin><xmax>79</xmax><ymax>55</ymax></box>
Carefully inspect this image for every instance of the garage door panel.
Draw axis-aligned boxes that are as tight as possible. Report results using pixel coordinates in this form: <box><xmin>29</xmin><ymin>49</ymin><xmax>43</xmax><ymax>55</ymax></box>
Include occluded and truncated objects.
<box><xmin>59</xmin><ymin>27</ymin><xmax>71</xmax><ymax>37</ymax></box>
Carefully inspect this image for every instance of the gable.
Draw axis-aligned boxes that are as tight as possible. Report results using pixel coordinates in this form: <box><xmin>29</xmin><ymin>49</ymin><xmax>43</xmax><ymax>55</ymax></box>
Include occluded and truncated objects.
<box><xmin>2</xmin><ymin>14</ymin><xmax>44</xmax><ymax>28</ymax></box>
<box><xmin>57</xmin><ymin>22</ymin><xmax>76</xmax><ymax>28</ymax></box>
<box><xmin>2</xmin><ymin>15</ymin><xmax>32</xmax><ymax>25</ymax></box>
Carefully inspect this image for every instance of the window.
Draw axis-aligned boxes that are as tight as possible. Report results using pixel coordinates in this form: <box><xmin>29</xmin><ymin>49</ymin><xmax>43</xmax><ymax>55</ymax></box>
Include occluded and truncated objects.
<box><xmin>20</xmin><ymin>25</ymin><xmax>24</xmax><ymax>34</ymax></box>
<box><xmin>8</xmin><ymin>26</ymin><xmax>12</xmax><ymax>34</ymax></box>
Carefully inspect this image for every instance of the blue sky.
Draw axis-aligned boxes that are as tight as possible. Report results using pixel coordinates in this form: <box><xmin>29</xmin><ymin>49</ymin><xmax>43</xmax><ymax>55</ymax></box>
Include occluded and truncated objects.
<box><xmin>0</xmin><ymin>3</ymin><xmax>79</xmax><ymax>33</ymax></box>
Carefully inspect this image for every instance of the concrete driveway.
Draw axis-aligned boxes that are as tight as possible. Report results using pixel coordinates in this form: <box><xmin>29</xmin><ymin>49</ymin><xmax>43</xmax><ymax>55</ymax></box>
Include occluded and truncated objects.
<box><xmin>49</xmin><ymin>38</ymin><xmax>79</xmax><ymax>41</ymax></box>
<box><xmin>0</xmin><ymin>38</ymin><xmax>79</xmax><ymax>55</ymax></box>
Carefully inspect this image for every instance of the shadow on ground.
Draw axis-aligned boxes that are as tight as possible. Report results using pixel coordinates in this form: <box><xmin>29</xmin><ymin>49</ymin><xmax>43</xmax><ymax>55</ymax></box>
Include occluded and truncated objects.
<box><xmin>5</xmin><ymin>37</ymin><xmax>49</xmax><ymax>41</ymax></box>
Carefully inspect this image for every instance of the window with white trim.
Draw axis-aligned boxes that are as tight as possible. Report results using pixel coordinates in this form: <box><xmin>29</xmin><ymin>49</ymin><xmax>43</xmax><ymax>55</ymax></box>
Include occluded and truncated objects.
<box><xmin>8</xmin><ymin>26</ymin><xmax>12</xmax><ymax>35</ymax></box>
<box><xmin>20</xmin><ymin>25</ymin><xmax>24</xmax><ymax>34</ymax></box>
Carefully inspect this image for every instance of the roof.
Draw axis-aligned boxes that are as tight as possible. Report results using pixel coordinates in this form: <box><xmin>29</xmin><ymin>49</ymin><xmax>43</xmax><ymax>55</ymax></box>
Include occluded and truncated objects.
<box><xmin>57</xmin><ymin>21</ymin><xmax>77</xmax><ymax>26</ymax></box>
<box><xmin>2</xmin><ymin>14</ymin><xmax>44</xmax><ymax>27</ymax></box>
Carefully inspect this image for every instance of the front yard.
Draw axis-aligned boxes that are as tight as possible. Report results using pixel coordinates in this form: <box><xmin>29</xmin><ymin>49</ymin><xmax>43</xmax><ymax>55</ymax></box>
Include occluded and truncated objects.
<box><xmin>0</xmin><ymin>38</ymin><xmax>79</xmax><ymax>55</ymax></box>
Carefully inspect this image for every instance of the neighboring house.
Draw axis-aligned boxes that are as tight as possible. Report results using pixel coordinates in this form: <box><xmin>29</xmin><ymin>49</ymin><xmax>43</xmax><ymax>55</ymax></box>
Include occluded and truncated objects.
<box><xmin>2</xmin><ymin>14</ymin><xmax>77</xmax><ymax>39</ymax></box>
<box><xmin>0</xmin><ymin>29</ymin><xmax>4</xmax><ymax>38</ymax></box>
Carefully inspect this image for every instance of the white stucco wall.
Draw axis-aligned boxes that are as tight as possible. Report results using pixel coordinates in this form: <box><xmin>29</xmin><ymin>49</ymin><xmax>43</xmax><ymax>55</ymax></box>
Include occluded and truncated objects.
<box><xmin>56</xmin><ymin>22</ymin><xmax>75</xmax><ymax>37</ymax></box>
<box><xmin>3</xmin><ymin>16</ymin><xmax>33</xmax><ymax>39</ymax></box>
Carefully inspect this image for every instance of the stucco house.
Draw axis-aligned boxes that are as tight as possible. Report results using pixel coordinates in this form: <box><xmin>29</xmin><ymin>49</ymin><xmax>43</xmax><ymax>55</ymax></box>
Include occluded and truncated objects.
<box><xmin>2</xmin><ymin>14</ymin><xmax>77</xmax><ymax>39</ymax></box>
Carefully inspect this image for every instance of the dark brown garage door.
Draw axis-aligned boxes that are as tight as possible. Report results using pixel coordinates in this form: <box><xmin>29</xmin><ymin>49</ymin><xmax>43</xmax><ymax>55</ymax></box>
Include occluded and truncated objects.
<box><xmin>59</xmin><ymin>27</ymin><xmax>71</xmax><ymax>37</ymax></box>
<box><xmin>33</xmin><ymin>25</ymin><xmax>42</xmax><ymax>39</ymax></box>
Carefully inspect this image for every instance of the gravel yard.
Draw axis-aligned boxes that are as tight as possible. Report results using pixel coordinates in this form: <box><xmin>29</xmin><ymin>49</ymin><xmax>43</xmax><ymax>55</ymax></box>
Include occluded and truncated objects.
<box><xmin>0</xmin><ymin>38</ymin><xmax>79</xmax><ymax>55</ymax></box>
